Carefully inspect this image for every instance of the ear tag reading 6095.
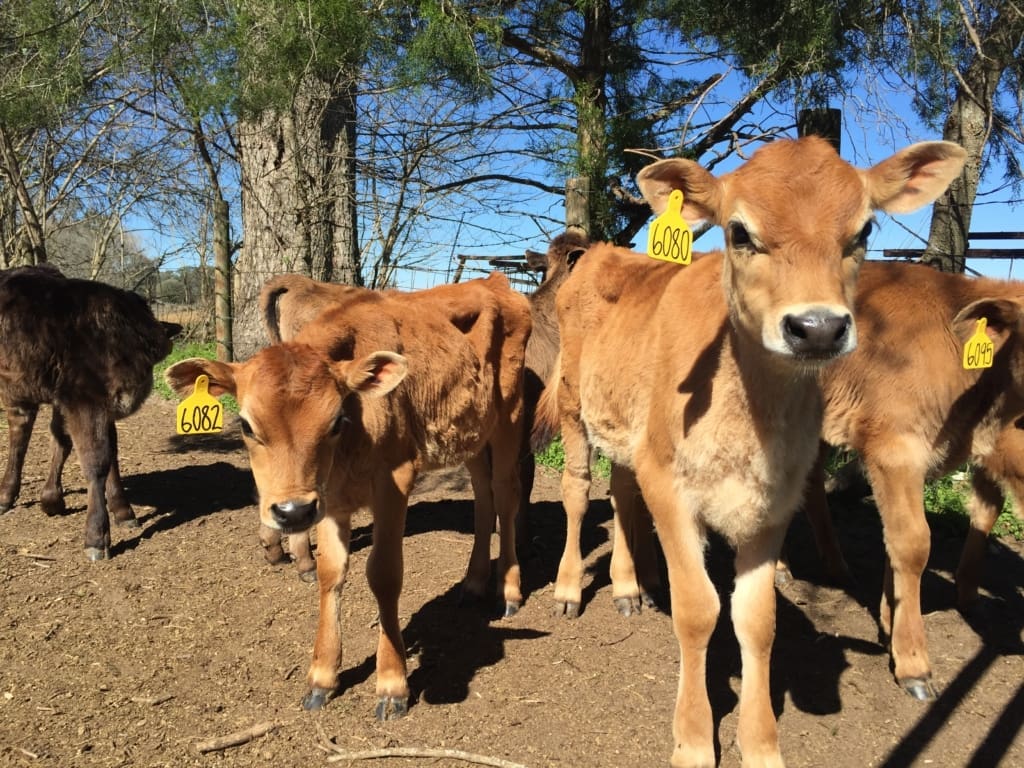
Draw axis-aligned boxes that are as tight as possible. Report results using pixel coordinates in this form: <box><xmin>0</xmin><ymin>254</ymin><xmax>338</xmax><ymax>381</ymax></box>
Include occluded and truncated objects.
<box><xmin>647</xmin><ymin>189</ymin><xmax>692</xmax><ymax>266</ymax></box>
<box><xmin>176</xmin><ymin>375</ymin><xmax>224</xmax><ymax>435</ymax></box>
<box><xmin>963</xmin><ymin>318</ymin><xmax>994</xmax><ymax>370</ymax></box>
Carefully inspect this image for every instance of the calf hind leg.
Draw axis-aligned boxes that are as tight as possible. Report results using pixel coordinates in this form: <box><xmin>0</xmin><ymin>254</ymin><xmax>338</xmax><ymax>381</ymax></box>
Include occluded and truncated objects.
<box><xmin>104</xmin><ymin>424</ymin><xmax>138</xmax><ymax>528</ymax></box>
<box><xmin>40</xmin><ymin>408</ymin><xmax>72</xmax><ymax>517</ymax></box>
<box><xmin>63</xmin><ymin>408</ymin><xmax>115</xmax><ymax>561</ymax></box>
<box><xmin>0</xmin><ymin>404</ymin><xmax>38</xmax><ymax>513</ymax></box>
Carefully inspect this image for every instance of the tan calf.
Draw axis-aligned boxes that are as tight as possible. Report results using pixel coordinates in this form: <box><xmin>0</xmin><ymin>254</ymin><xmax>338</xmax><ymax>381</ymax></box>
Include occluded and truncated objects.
<box><xmin>534</xmin><ymin>137</ymin><xmax>965</xmax><ymax>767</ymax></box>
<box><xmin>166</xmin><ymin>272</ymin><xmax>530</xmax><ymax>717</ymax></box>
<box><xmin>802</xmin><ymin>261</ymin><xmax>1024</xmax><ymax>700</ymax></box>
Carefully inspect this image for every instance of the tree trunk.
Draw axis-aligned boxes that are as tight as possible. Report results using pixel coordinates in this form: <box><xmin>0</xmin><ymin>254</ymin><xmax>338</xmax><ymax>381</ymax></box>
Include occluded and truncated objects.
<box><xmin>0</xmin><ymin>124</ymin><xmax>47</xmax><ymax>264</ymax></box>
<box><xmin>922</xmin><ymin>4</ymin><xmax>1024</xmax><ymax>273</ymax></box>
<box><xmin>213</xmin><ymin>197</ymin><xmax>233</xmax><ymax>362</ymax></box>
<box><xmin>574</xmin><ymin>0</ymin><xmax>612</xmax><ymax>240</ymax></box>
<box><xmin>234</xmin><ymin>74</ymin><xmax>359</xmax><ymax>358</ymax></box>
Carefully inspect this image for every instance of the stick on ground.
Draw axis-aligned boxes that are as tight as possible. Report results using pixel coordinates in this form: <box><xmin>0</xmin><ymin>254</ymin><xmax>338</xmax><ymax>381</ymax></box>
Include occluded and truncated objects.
<box><xmin>194</xmin><ymin>721</ymin><xmax>279</xmax><ymax>753</ymax></box>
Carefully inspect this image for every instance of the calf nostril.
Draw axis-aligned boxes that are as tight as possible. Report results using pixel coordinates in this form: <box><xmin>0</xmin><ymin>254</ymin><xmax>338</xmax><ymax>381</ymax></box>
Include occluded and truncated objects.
<box><xmin>783</xmin><ymin>311</ymin><xmax>852</xmax><ymax>354</ymax></box>
<box><xmin>271</xmin><ymin>499</ymin><xmax>318</xmax><ymax>530</ymax></box>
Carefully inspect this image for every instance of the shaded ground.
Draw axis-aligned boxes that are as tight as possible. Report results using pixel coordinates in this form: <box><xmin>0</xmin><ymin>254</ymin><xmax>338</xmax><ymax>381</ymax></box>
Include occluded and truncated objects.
<box><xmin>1</xmin><ymin>396</ymin><xmax>1022</xmax><ymax>767</ymax></box>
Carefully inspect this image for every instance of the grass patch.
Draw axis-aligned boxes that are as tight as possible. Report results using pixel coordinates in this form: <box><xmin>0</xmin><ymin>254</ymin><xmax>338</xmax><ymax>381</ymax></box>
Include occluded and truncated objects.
<box><xmin>534</xmin><ymin>434</ymin><xmax>613</xmax><ymax>480</ymax></box>
<box><xmin>153</xmin><ymin>341</ymin><xmax>239</xmax><ymax>413</ymax></box>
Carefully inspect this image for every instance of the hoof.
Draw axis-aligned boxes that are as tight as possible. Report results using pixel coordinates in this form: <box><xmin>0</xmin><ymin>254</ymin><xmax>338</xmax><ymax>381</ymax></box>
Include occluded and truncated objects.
<box><xmin>297</xmin><ymin>568</ymin><xmax>318</xmax><ymax>584</ymax></box>
<box><xmin>301</xmin><ymin>687</ymin><xmax>332</xmax><ymax>711</ymax></box>
<box><xmin>640</xmin><ymin>591</ymin><xmax>657</xmax><ymax>609</ymax></box>
<box><xmin>774</xmin><ymin>567</ymin><xmax>792</xmax><ymax>588</ymax></box>
<box><xmin>503</xmin><ymin>599</ymin><xmax>521</xmax><ymax>618</ymax></box>
<box><xmin>374</xmin><ymin>695</ymin><xmax>408</xmax><ymax>721</ymax></box>
<box><xmin>0</xmin><ymin>503</ymin><xmax>11</xmax><ymax>515</ymax></box>
<box><xmin>900</xmin><ymin>676</ymin><xmax>937</xmax><ymax>701</ymax></box>
<box><xmin>116</xmin><ymin>517</ymin><xmax>140</xmax><ymax>529</ymax></box>
<box><xmin>40</xmin><ymin>497</ymin><xmax>67</xmax><ymax>517</ymax></box>
<box><xmin>84</xmin><ymin>547</ymin><xmax>109</xmax><ymax>562</ymax></box>
<box><xmin>553</xmin><ymin>600</ymin><xmax>580</xmax><ymax>619</ymax></box>
<box><xmin>613</xmin><ymin>595</ymin><xmax>641</xmax><ymax>617</ymax></box>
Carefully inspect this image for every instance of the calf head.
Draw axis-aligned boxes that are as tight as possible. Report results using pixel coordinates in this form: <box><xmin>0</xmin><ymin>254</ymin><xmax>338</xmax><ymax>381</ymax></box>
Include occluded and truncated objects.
<box><xmin>166</xmin><ymin>345</ymin><xmax>407</xmax><ymax>533</ymax></box>
<box><xmin>637</xmin><ymin>136</ymin><xmax>966</xmax><ymax>364</ymax></box>
<box><xmin>954</xmin><ymin>297</ymin><xmax>1024</xmax><ymax>406</ymax></box>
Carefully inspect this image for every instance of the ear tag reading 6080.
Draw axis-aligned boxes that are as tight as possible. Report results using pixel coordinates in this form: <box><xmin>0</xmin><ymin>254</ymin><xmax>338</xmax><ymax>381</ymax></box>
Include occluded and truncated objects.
<box><xmin>647</xmin><ymin>189</ymin><xmax>692</xmax><ymax>266</ymax></box>
<box><xmin>176</xmin><ymin>375</ymin><xmax>224</xmax><ymax>435</ymax></box>
<box><xmin>963</xmin><ymin>318</ymin><xmax>994</xmax><ymax>370</ymax></box>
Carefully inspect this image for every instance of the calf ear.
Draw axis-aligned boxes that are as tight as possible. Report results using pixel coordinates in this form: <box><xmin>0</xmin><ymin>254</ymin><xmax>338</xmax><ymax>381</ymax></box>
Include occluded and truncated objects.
<box><xmin>636</xmin><ymin>158</ymin><xmax>722</xmax><ymax>225</ymax></box>
<box><xmin>952</xmin><ymin>298</ymin><xmax>1024</xmax><ymax>349</ymax></box>
<box><xmin>864</xmin><ymin>141</ymin><xmax>966</xmax><ymax>214</ymax></box>
<box><xmin>341</xmin><ymin>352</ymin><xmax>408</xmax><ymax>397</ymax></box>
<box><xmin>165</xmin><ymin>358</ymin><xmax>238</xmax><ymax>398</ymax></box>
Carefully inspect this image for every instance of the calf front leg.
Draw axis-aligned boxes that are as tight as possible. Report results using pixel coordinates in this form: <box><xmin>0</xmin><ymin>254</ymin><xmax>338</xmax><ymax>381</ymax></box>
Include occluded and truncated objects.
<box><xmin>63</xmin><ymin>408</ymin><xmax>114</xmax><ymax>561</ymax></box>
<box><xmin>0</xmin><ymin>403</ymin><xmax>37</xmax><ymax>513</ymax></box>
<box><xmin>365</xmin><ymin>463</ymin><xmax>416</xmax><ymax>720</ymax></box>
<box><xmin>637</xmin><ymin>462</ymin><xmax>718</xmax><ymax>768</ymax></box>
<box><xmin>867</xmin><ymin>460</ymin><xmax>934</xmax><ymax>699</ymax></box>
<box><xmin>303</xmin><ymin>511</ymin><xmax>352</xmax><ymax>710</ymax></box>
<box><xmin>609</xmin><ymin>464</ymin><xmax>659</xmax><ymax>616</ymax></box>
<box><xmin>732</xmin><ymin>525</ymin><xmax>788</xmax><ymax>768</ymax></box>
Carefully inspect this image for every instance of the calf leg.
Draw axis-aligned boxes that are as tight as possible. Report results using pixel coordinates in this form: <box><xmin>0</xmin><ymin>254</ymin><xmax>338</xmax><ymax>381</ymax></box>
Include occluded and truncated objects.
<box><xmin>867</xmin><ymin>460</ymin><xmax>934</xmax><ymax>699</ymax></box>
<box><xmin>259</xmin><ymin>522</ymin><xmax>288</xmax><ymax>564</ymax></box>
<box><xmin>288</xmin><ymin>532</ymin><xmax>317</xmax><ymax>582</ymax></box>
<box><xmin>637</xmin><ymin>462</ymin><xmax>718</xmax><ymax>768</ymax></box>
<box><xmin>0</xmin><ymin>403</ymin><xmax>38</xmax><ymax>513</ymax></box>
<box><xmin>609</xmin><ymin>464</ymin><xmax>658</xmax><ymax>616</ymax></box>
<box><xmin>40</xmin><ymin>408</ymin><xmax>71</xmax><ymax>517</ymax></box>
<box><xmin>554</xmin><ymin>413</ymin><xmax>592</xmax><ymax>619</ymax></box>
<box><xmin>732</xmin><ymin>524</ymin><xmax>788</xmax><ymax>768</ymax></box>
<box><xmin>303</xmin><ymin>510</ymin><xmax>353</xmax><ymax>711</ymax></box>
<box><xmin>104</xmin><ymin>424</ymin><xmax>138</xmax><ymax>528</ymax></box>
<box><xmin>486</xmin><ymin>425</ymin><xmax>523</xmax><ymax>617</ymax></box>
<box><xmin>799</xmin><ymin>445</ymin><xmax>853</xmax><ymax>585</ymax></box>
<box><xmin>62</xmin><ymin>408</ymin><xmax>114</xmax><ymax>561</ymax></box>
<box><xmin>464</xmin><ymin>451</ymin><xmax>497</xmax><ymax>601</ymax></box>
<box><xmin>956</xmin><ymin>469</ymin><xmax>1004</xmax><ymax>612</ymax></box>
<box><xmin>366</xmin><ymin>464</ymin><xmax>416</xmax><ymax>720</ymax></box>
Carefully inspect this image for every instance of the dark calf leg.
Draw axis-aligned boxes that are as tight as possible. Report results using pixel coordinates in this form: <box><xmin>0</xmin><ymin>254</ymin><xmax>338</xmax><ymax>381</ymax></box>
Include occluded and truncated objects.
<box><xmin>104</xmin><ymin>424</ymin><xmax>138</xmax><ymax>528</ymax></box>
<box><xmin>40</xmin><ymin>408</ymin><xmax>71</xmax><ymax>517</ymax></box>
<box><xmin>0</xmin><ymin>403</ymin><xmax>38</xmax><ymax>513</ymax></box>
<box><xmin>63</xmin><ymin>407</ymin><xmax>114</xmax><ymax>561</ymax></box>
<box><xmin>288</xmin><ymin>532</ymin><xmax>317</xmax><ymax>582</ymax></box>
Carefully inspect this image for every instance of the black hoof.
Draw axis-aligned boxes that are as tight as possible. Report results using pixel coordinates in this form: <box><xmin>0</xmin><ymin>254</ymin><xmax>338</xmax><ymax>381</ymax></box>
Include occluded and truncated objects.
<box><xmin>374</xmin><ymin>695</ymin><xmax>408</xmax><ymax>721</ymax></box>
<box><xmin>301</xmin><ymin>688</ymin><xmax>331</xmax><ymax>711</ymax></box>
<box><xmin>774</xmin><ymin>568</ymin><xmax>792</xmax><ymax>588</ymax></box>
<box><xmin>0</xmin><ymin>502</ymin><xmax>12</xmax><ymax>515</ymax></box>
<box><xmin>297</xmin><ymin>568</ymin><xmax>318</xmax><ymax>584</ymax></box>
<box><xmin>640</xmin><ymin>591</ymin><xmax>657</xmax><ymax>609</ymax></box>
<box><xmin>901</xmin><ymin>676</ymin><xmax>937</xmax><ymax>701</ymax></box>
<box><xmin>613</xmin><ymin>596</ymin><xmax>641</xmax><ymax>617</ymax></box>
<box><xmin>40</xmin><ymin>498</ymin><xmax>67</xmax><ymax>517</ymax></box>
<box><xmin>503</xmin><ymin>600</ymin><xmax>521</xmax><ymax>618</ymax></box>
<box><xmin>84</xmin><ymin>547</ymin><xmax>109</xmax><ymax>562</ymax></box>
<box><xmin>116</xmin><ymin>517</ymin><xmax>140</xmax><ymax>529</ymax></box>
<box><xmin>553</xmin><ymin>600</ymin><xmax>580</xmax><ymax>619</ymax></box>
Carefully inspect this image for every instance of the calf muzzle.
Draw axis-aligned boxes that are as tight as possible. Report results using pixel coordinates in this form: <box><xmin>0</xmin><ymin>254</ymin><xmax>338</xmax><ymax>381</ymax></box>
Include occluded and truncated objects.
<box><xmin>270</xmin><ymin>498</ymin><xmax>319</xmax><ymax>532</ymax></box>
<box><xmin>782</xmin><ymin>309</ymin><xmax>852</xmax><ymax>359</ymax></box>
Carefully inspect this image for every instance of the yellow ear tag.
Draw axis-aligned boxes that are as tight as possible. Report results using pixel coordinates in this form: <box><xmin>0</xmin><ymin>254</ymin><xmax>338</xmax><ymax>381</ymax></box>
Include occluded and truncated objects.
<box><xmin>175</xmin><ymin>375</ymin><xmax>224</xmax><ymax>434</ymax></box>
<box><xmin>962</xmin><ymin>318</ymin><xmax>994</xmax><ymax>370</ymax></box>
<box><xmin>647</xmin><ymin>189</ymin><xmax>692</xmax><ymax>266</ymax></box>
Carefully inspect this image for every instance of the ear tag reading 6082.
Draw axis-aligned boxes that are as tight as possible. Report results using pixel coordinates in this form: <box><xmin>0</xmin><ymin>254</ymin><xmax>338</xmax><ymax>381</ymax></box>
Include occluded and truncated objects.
<box><xmin>176</xmin><ymin>375</ymin><xmax>224</xmax><ymax>435</ymax></box>
<box><xmin>647</xmin><ymin>189</ymin><xmax>692</xmax><ymax>266</ymax></box>
<box><xmin>963</xmin><ymin>318</ymin><xmax>994</xmax><ymax>370</ymax></box>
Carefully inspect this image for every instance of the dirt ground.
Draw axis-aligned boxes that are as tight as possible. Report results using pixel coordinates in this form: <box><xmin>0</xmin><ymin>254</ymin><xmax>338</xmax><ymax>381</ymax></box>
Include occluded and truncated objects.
<box><xmin>1</xmin><ymin>396</ymin><xmax>1022</xmax><ymax>768</ymax></box>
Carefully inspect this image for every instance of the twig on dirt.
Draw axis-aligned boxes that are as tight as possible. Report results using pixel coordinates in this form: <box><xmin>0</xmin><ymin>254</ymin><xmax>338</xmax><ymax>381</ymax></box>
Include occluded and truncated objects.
<box><xmin>193</xmin><ymin>721</ymin><xmax>279</xmax><ymax>753</ymax></box>
<box><xmin>16</xmin><ymin>747</ymin><xmax>38</xmax><ymax>759</ymax></box>
<box><xmin>323</xmin><ymin>745</ymin><xmax>530</xmax><ymax>767</ymax></box>
<box><xmin>15</xmin><ymin>551</ymin><xmax>56</xmax><ymax>561</ymax></box>
<box><xmin>130</xmin><ymin>694</ymin><xmax>173</xmax><ymax>706</ymax></box>
<box><xmin>599</xmin><ymin>630</ymin><xmax>633</xmax><ymax>647</ymax></box>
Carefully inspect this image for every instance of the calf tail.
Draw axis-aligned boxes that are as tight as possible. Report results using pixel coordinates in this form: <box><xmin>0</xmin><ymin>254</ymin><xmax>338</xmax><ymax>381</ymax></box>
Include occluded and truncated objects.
<box><xmin>530</xmin><ymin>353</ymin><xmax>561</xmax><ymax>452</ymax></box>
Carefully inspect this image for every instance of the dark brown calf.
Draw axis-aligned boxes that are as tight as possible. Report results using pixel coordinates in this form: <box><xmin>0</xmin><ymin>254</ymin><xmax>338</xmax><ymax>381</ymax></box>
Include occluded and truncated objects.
<box><xmin>0</xmin><ymin>265</ymin><xmax>177</xmax><ymax>560</ymax></box>
<box><xmin>167</xmin><ymin>273</ymin><xmax>530</xmax><ymax>717</ymax></box>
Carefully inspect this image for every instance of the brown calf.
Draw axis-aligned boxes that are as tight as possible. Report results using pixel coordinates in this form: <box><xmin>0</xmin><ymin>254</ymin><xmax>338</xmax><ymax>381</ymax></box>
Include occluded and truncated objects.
<box><xmin>534</xmin><ymin>137</ymin><xmax>965</xmax><ymax>767</ymax></box>
<box><xmin>166</xmin><ymin>272</ymin><xmax>530</xmax><ymax>716</ymax></box>
<box><xmin>801</xmin><ymin>261</ymin><xmax>1024</xmax><ymax>700</ymax></box>
<box><xmin>256</xmin><ymin>231</ymin><xmax>591</xmax><ymax>577</ymax></box>
<box><xmin>0</xmin><ymin>265</ymin><xmax>178</xmax><ymax>560</ymax></box>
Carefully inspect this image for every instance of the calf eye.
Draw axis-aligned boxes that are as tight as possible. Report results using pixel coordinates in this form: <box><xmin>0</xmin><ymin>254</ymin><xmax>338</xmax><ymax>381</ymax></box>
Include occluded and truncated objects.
<box><xmin>728</xmin><ymin>222</ymin><xmax>752</xmax><ymax>249</ymax></box>
<box><xmin>329</xmin><ymin>413</ymin><xmax>348</xmax><ymax>437</ymax></box>
<box><xmin>239</xmin><ymin>417</ymin><xmax>255</xmax><ymax>439</ymax></box>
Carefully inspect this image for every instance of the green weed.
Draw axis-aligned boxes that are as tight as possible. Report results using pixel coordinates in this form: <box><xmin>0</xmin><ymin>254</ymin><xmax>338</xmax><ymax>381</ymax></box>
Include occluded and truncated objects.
<box><xmin>534</xmin><ymin>434</ymin><xmax>612</xmax><ymax>479</ymax></box>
